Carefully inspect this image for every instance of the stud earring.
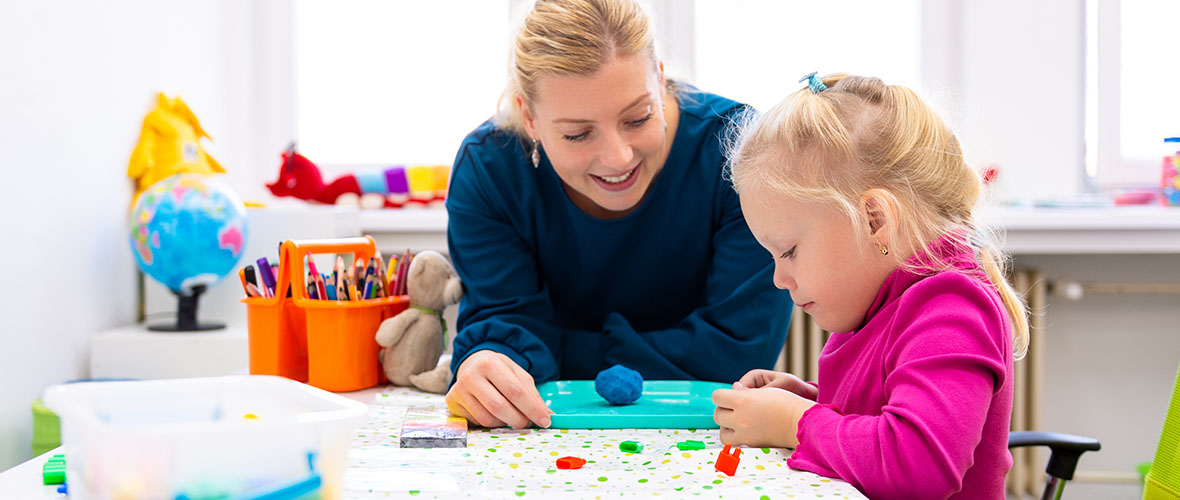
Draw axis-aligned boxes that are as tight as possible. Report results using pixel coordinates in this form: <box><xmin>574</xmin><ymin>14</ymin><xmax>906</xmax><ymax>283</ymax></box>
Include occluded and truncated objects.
<box><xmin>531</xmin><ymin>139</ymin><xmax>540</xmax><ymax>168</ymax></box>
<box><xmin>880</xmin><ymin>246</ymin><xmax>889</xmax><ymax>255</ymax></box>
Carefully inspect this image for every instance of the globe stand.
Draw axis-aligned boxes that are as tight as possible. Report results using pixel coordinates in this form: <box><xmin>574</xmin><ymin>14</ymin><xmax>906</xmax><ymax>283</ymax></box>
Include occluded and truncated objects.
<box><xmin>149</xmin><ymin>284</ymin><xmax>225</xmax><ymax>332</ymax></box>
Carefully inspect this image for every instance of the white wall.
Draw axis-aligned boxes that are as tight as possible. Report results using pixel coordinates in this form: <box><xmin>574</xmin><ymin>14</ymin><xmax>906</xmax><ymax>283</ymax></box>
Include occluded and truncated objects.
<box><xmin>0</xmin><ymin>0</ymin><xmax>294</xmax><ymax>470</ymax></box>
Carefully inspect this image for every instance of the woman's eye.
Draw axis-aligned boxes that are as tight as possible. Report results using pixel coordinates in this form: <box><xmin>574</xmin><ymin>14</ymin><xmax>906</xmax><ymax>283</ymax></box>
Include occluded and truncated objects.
<box><xmin>563</xmin><ymin>132</ymin><xmax>590</xmax><ymax>142</ymax></box>
<box><xmin>627</xmin><ymin>114</ymin><xmax>653</xmax><ymax>128</ymax></box>
<box><xmin>779</xmin><ymin>246</ymin><xmax>796</xmax><ymax>259</ymax></box>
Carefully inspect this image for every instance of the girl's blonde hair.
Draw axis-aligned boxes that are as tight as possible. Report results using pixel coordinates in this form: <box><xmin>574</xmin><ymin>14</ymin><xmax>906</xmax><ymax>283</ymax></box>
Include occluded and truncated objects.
<box><xmin>727</xmin><ymin>73</ymin><xmax>1029</xmax><ymax>358</ymax></box>
<box><xmin>495</xmin><ymin>0</ymin><xmax>670</xmax><ymax>138</ymax></box>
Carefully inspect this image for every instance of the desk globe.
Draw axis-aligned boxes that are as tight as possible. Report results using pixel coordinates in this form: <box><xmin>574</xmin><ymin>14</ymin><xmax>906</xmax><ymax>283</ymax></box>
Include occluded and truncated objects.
<box><xmin>129</xmin><ymin>173</ymin><xmax>248</xmax><ymax>331</ymax></box>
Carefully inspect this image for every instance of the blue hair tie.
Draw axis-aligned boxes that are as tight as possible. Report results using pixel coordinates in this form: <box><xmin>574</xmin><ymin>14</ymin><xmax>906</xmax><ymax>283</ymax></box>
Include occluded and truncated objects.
<box><xmin>799</xmin><ymin>71</ymin><xmax>827</xmax><ymax>94</ymax></box>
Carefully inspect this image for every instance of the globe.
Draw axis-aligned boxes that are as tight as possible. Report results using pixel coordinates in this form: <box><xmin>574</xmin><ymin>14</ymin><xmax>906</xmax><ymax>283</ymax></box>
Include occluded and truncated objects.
<box><xmin>129</xmin><ymin>173</ymin><xmax>248</xmax><ymax>330</ymax></box>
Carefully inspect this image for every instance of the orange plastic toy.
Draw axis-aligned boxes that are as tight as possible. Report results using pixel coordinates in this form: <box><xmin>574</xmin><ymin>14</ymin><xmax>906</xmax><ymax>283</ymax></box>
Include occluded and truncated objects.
<box><xmin>556</xmin><ymin>456</ymin><xmax>587</xmax><ymax>470</ymax></box>
<box><xmin>241</xmin><ymin>236</ymin><xmax>408</xmax><ymax>392</ymax></box>
<box><xmin>715</xmin><ymin>444</ymin><xmax>741</xmax><ymax>476</ymax></box>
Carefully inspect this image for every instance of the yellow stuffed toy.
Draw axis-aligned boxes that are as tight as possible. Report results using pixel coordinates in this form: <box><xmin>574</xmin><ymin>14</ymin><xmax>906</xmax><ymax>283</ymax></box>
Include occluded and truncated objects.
<box><xmin>127</xmin><ymin>93</ymin><xmax>225</xmax><ymax>205</ymax></box>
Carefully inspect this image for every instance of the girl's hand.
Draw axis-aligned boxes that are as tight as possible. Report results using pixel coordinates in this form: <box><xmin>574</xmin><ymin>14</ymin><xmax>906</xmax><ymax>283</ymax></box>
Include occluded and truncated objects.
<box><xmin>735</xmin><ymin>369</ymin><xmax>818</xmax><ymax>401</ymax></box>
<box><xmin>713</xmin><ymin>386</ymin><xmax>817</xmax><ymax>448</ymax></box>
<box><xmin>445</xmin><ymin>350</ymin><xmax>553</xmax><ymax>429</ymax></box>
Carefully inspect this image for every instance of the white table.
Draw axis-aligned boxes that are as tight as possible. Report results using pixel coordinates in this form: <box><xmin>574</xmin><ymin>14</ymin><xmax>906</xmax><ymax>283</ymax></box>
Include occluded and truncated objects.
<box><xmin>0</xmin><ymin>385</ymin><xmax>867</xmax><ymax>499</ymax></box>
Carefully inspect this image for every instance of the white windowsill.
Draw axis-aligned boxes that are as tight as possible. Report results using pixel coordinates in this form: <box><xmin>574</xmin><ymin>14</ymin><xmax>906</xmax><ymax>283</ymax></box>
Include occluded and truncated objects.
<box><xmin>353</xmin><ymin>205</ymin><xmax>1180</xmax><ymax>255</ymax></box>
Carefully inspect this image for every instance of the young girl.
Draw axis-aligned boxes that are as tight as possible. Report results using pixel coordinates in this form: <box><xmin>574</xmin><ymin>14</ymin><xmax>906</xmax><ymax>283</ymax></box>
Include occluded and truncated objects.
<box><xmin>713</xmin><ymin>73</ymin><xmax>1029</xmax><ymax>500</ymax></box>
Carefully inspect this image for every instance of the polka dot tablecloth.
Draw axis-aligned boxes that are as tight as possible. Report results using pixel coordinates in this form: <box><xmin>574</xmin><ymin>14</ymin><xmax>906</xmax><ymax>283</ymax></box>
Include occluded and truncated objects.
<box><xmin>343</xmin><ymin>387</ymin><xmax>867</xmax><ymax>499</ymax></box>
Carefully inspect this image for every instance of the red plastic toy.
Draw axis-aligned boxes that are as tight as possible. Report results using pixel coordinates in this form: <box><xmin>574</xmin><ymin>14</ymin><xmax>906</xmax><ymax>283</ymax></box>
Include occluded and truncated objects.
<box><xmin>714</xmin><ymin>444</ymin><xmax>741</xmax><ymax>476</ymax></box>
<box><xmin>556</xmin><ymin>456</ymin><xmax>587</xmax><ymax>470</ymax></box>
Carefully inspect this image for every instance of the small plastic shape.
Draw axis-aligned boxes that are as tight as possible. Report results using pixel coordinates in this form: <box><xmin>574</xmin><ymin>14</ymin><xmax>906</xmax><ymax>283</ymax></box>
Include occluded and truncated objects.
<box><xmin>42</xmin><ymin>453</ymin><xmax>66</xmax><ymax>485</ymax></box>
<box><xmin>715</xmin><ymin>444</ymin><xmax>741</xmax><ymax>476</ymax></box>
<box><xmin>619</xmin><ymin>441</ymin><xmax>643</xmax><ymax>453</ymax></box>
<box><xmin>243</xmin><ymin>413</ymin><xmax>259</xmax><ymax>419</ymax></box>
<box><xmin>677</xmin><ymin>440</ymin><xmax>705</xmax><ymax>451</ymax></box>
<box><xmin>555</xmin><ymin>456</ymin><xmax>587</xmax><ymax>470</ymax></box>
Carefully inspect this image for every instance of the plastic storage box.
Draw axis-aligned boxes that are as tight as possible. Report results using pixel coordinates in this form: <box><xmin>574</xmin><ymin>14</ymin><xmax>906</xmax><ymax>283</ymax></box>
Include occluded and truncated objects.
<box><xmin>43</xmin><ymin>375</ymin><xmax>368</xmax><ymax>500</ymax></box>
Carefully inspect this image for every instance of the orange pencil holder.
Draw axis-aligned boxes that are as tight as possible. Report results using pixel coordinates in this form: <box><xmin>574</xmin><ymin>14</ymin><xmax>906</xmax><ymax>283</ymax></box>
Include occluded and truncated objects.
<box><xmin>241</xmin><ymin>236</ymin><xmax>408</xmax><ymax>392</ymax></box>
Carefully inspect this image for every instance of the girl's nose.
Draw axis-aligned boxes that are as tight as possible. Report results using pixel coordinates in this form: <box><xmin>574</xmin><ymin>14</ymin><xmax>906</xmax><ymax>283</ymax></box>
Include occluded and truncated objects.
<box><xmin>773</xmin><ymin>264</ymin><xmax>795</xmax><ymax>291</ymax></box>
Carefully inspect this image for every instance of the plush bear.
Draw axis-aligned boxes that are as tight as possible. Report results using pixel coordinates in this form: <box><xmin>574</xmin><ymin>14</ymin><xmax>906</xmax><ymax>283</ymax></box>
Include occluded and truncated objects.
<box><xmin>375</xmin><ymin>251</ymin><xmax>463</xmax><ymax>394</ymax></box>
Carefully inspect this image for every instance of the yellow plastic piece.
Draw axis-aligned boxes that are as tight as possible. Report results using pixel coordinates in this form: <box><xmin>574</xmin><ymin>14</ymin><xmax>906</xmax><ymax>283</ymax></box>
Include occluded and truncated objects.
<box><xmin>127</xmin><ymin>93</ymin><xmax>225</xmax><ymax>206</ymax></box>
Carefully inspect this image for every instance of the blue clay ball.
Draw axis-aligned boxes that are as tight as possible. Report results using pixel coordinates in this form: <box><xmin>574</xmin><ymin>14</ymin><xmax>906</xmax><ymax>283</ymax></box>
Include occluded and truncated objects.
<box><xmin>595</xmin><ymin>364</ymin><xmax>643</xmax><ymax>405</ymax></box>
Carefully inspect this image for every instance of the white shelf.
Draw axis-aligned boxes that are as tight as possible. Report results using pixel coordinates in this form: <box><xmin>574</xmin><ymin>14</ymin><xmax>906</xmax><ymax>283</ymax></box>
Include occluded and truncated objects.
<box><xmin>353</xmin><ymin>206</ymin><xmax>1180</xmax><ymax>255</ymax></box>
<box><xmin>979</xmin><ymin>205</ymin><xmax>1180</xmax><ymax>254</ymax></box>
<box><xmin>90</xmin><ymin>323</ymin><xmax>249</xmax><ymax>379</ymax></box>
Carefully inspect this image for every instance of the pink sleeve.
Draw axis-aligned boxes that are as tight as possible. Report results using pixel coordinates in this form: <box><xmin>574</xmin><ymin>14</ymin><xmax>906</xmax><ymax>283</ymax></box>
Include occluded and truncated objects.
<box><xmin>786</xmin><ymin>279</ymin><xmax>1008</xmax><ymax>500</ymax></box>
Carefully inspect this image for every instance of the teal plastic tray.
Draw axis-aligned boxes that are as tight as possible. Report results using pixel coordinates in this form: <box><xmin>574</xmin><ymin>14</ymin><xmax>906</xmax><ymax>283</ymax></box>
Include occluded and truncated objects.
<box><xmin>537</xmin><ymin>380</ymin><xmax>727</xmax><ymax>429</ymax></box>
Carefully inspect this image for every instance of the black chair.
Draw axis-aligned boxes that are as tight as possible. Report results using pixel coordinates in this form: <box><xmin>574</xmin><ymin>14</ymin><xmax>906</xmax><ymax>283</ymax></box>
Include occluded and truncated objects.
<box><xmin>1008</xmin><ymin>431</ymin><xmax>1102</xmax><ymax>500</ymax></box>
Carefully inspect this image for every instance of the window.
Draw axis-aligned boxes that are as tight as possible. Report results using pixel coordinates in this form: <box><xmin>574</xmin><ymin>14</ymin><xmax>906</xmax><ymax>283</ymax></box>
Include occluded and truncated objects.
<box><xmin>1086</xmin><ymin>0</ymin><xmax>1180</xmax><ymax>188</ymax></box>
<box><xmin>293</xmin><ymin>0</ymin><xmax>923</xmax><ymax>168</ymax></box>
<box><xmin>691</xmin><ymin>0</ymin><xmax>921</xmax><ymax>112</ymax></box>
<box><xmin>294</xmin><ymin>0</ymin><xmax>513</xmax><ymax>167</ymax></box>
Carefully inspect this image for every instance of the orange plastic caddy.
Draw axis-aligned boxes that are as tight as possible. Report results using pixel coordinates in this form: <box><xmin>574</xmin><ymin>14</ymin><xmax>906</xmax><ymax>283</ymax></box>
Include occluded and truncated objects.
<box><xmin>242</xmin><ymin>236</ymin><xmax>407</xmax><ymax>392</ymax></box>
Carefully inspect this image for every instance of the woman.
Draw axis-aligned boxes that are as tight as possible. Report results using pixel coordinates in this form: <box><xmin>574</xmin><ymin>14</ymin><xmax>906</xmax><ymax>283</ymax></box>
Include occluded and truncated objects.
<box><xmin>445</xmin><ymin>0</ymin><xmax>792</xmax><ymax>429</ymax></box>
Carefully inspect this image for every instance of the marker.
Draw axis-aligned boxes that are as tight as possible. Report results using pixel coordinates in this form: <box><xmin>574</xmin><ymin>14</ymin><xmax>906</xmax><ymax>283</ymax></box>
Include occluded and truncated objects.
<box><xmin>245</xmin><ymin>282</ymin><xmax>262</xmax><ymax>298</ymax></box>
<box><xmin>244</xmin><ymin>265</ymin><xmax>258</xmax><ymax>287</ymax></box>
<box><xmin>238</xmin><ymin>268</ymin><xmax>250</xmax><ymax>296</ymax></box>
<box><xmin>256</xmin><ymin>257</ymin><xmax>277</xmax><ymax>298</ymax></box>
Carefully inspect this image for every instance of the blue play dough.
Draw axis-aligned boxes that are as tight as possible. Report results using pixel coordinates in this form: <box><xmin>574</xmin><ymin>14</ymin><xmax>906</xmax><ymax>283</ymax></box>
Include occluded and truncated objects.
<box><xmin>595</xmin><ymin>364</ymin><xmax>643</xmax><ymax>405</ymax></box>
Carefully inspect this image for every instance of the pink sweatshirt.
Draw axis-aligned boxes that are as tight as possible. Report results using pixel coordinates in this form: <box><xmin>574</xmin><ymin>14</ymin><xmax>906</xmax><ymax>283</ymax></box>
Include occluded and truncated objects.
<box><xmin>788</xmin><ymin>236</ymin><xmax>1014</xmax><ymax>500</ymax></box>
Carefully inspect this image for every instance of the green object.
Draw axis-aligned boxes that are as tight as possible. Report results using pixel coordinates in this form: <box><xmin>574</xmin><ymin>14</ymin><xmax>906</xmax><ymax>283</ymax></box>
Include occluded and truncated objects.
<box><xmin>537</xmin><ymin>380</ymin><xmax>726</xmax><ymax>429</ymax></box>
<box><xmin>42</xmin><ymin>454</ymin><xmax>65</xmax><ymax>485</ymax></box>
<box><xmin>31</xmin><ymin>398</ymin><xmax>61</xmax><ymax>456</ymax></box>
<box><xmin>619</xmin><ymin>441</ymin><xmax>643</xmax><ymax>453</ymax></box>
<box><xmin>677</xmin><ymin>440</ymin><xmax>706</xmax><ymax>451</ymax></box>
<box><xmin>1145</xmin><ymin>360</ymin><xmax>1180</xmax><ymax>499</ymax></box>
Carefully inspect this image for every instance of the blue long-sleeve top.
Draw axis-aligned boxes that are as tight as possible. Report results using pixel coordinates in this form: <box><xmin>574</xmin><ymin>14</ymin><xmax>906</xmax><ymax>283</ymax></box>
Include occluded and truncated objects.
<box><xmin>446</xmin><ymin>87</ymin><xmax>793</xmax><ymax>384</ymax></box>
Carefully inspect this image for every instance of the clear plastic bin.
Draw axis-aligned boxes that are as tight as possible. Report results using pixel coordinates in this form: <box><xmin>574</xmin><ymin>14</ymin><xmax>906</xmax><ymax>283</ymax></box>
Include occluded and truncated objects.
<box><xmin>43</xmin><ymin>375</ymin><xmax>368</xmax><ymax>500</ymax></box>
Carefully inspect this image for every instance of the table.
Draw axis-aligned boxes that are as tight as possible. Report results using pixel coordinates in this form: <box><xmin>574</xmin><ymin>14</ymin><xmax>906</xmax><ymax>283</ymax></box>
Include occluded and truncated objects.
<box><xmin>341</xmin><ymin>387</ymin><xmax>867</xmax><ymax>499</ymax></box>
<box><xmin>0</xmin><ymin>386</ymin><xmax>866</xmax><ymax>499</ymax></box>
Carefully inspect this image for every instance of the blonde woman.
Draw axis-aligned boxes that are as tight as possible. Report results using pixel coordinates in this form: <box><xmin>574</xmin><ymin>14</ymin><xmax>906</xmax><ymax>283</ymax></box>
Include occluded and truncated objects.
<box><xmin>444</xmin><ymin>0</ymin><xmax>792</xmax><ymax>429</ymax></box>
<box><xmin>714</xmin><ymin>73</ymin><xmax>1029</xmax><ymax>499</ymax></box>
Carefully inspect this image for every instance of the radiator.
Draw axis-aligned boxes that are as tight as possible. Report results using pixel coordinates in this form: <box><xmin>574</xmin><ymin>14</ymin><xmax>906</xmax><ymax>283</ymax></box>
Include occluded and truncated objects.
<box><xmin>774</xmin><ymin>269</ymin><xmax>1047</xmax><ymax>496</ymax></box>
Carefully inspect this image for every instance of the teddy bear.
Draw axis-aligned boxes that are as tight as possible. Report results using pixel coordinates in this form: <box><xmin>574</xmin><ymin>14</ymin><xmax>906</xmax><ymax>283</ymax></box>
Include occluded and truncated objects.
<box><xmin>375</xmin><ymin>250</ymin><xmax>463</xmax><ymax>394</ymax></box>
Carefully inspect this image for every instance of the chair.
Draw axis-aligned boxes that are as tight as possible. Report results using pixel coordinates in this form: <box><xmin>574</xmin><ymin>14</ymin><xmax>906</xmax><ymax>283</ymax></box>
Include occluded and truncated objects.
<box><xmin>1008</xmin><ymin>430</ymin><xmax>1101</xmax><ymax>500</ymax></box>
<box><xmin>1144</xmin><ymin>360</ymin><xmax>1180</xmax><ymax>499</ymax></box>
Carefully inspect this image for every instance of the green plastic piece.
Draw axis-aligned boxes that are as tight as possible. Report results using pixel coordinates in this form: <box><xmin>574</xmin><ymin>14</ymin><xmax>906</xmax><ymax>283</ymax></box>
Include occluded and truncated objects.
<box><xmin>677</xmin><ymin>440</ymin><xmax>706</xmax><ymax>451</ymax></box>
<box><xmin>619</xmin><ymin>441</ymin><xmax>643</xmax><ymax>453</ymax></box>
<box><xmin>31</xmin><ymin>398</ymin><xmax>61</xmax><ymax>456</ymax></box>
<box><xmin>537</xmin><ymin>380</ymin><xmax>727</xmax><ymax>429</ymax></box>
<box><xmin>42</xmin><ymin>454</ymin><xmax>66</xmax><ymax>485</ymax></box>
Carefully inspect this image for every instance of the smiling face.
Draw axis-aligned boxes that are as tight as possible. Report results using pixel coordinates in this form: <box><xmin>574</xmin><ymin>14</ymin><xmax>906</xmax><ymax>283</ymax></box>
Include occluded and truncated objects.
<box><xmin>739</xmin><ymin>183</ymin><xmax>898</xmax><ymax>333</ymax></box>
<box><xmin>520</xmin><ymin>54</ymin><xmax>676</xmax><ymax>218</ymax></box>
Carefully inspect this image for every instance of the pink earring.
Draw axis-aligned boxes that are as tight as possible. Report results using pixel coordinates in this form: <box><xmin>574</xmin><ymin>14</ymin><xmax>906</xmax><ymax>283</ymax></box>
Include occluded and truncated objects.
<box><xmin>531</xmin><ymin>139</ymin><xmax>540</xmax><ymax>168</ymax></box>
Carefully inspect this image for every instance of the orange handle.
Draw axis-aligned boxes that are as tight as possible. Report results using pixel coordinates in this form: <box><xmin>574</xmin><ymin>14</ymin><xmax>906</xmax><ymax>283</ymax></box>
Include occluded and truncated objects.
<box><xmin>284</xmin><ymin>236</ymin><xmax>379</xmax><ymax>305</ymax></box>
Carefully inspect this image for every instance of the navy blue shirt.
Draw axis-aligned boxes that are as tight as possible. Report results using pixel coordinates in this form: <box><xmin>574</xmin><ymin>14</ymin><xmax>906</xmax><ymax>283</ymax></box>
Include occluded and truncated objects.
<box><xmin>446</xmin><ymin>87</ymin><xmax>792</xmax><ymax>383</ymax></box>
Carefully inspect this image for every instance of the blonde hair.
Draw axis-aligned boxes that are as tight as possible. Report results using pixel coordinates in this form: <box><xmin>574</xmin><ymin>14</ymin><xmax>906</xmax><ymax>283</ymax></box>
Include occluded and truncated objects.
<box><xmin>727</xmin><ymin>73</ymin><xmax>1029</xmax><ymax>358</ymax></box>
<box><xmin>496</xmin><ymin>0</ymin><xmax>669</xmax><ymax>138</ymax></box>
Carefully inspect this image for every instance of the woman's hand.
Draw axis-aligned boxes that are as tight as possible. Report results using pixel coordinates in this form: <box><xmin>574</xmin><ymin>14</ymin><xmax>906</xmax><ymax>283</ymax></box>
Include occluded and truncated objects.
<box><xmin>713</xmin><ymin>385</ymin><xmax>817</xmax><ymax>448</ymax></box>
<box><xmin>445</xmin><ymin>350</ymin><xmax>553</xmax><ymax>429</ymax></box>
<box><xmin>735</xmin><ymin>369</ymin><xmax>818</xmax><ymax>401</ymax></box>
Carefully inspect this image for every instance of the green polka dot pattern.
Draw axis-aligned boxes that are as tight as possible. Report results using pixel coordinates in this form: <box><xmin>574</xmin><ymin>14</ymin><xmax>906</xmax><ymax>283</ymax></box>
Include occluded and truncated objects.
<box><xmin>343</xmin><ymin>387</ymin><xmax>866</xmax><ymax>499</ymax></box>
